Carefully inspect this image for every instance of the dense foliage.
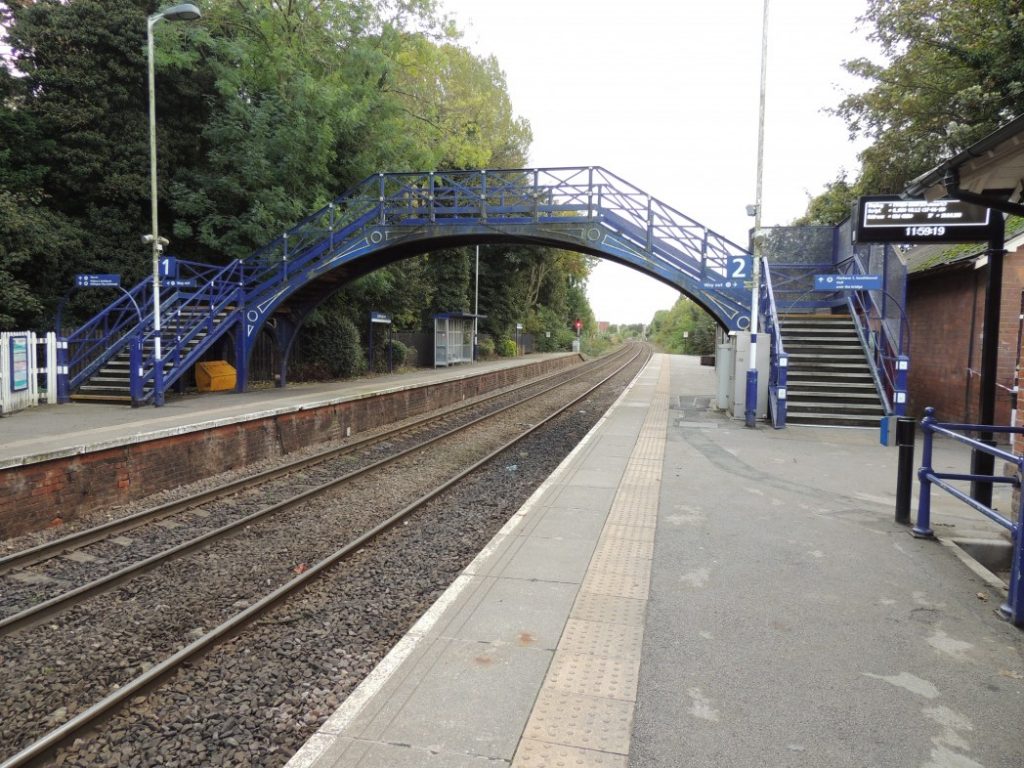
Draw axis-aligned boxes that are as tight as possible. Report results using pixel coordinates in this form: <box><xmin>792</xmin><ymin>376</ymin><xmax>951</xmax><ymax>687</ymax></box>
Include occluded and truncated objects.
<box><xmin>0</xmin><ymin>0</ymin><xmax>593</xmax><ymax>372</ymax></box>
<box><xmin>648</xmin><ymin>297</ymin><xmax>716</xmax><ymax>356</ymax></box>
<box><xmin>800</xmin><ymin>0</ymin><xmax>1024</xmax><ymax>224</ymax></box>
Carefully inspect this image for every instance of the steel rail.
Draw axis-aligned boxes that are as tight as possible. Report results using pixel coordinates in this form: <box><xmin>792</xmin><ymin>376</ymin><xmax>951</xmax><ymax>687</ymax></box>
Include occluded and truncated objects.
<box><xmin>1</xmin><ymin>343</ymin><xmax>649</xmax><ymax>768</ymax></box>
<box><xmin>0</xmin><ymin>354</ymin><xmax>600</xmax><ymax>576</ymax></box>
<box><xmin>0</xmin><ymin>347</ymin><xmax>634</xmax><ymax>635</ymax></box>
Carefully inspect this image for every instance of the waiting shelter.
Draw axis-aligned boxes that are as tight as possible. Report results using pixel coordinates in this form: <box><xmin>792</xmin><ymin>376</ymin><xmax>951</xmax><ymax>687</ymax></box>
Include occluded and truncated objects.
<box><xmin>433</xmin><ymin>312</ymin><xmax>482</xmax><ymax>367</ymax></box>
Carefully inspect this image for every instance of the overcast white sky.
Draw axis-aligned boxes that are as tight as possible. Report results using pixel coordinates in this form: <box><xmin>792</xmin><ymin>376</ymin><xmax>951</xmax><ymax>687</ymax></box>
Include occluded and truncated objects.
<box><xmin>441</xmin><ymin>0</ymin><xmax>877</xmax><ymax>324</ymax></box>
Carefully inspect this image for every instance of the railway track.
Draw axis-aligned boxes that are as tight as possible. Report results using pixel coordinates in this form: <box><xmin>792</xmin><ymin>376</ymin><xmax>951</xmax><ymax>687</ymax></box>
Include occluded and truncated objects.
<box><xmin>0</xmin><ymin>343</ymin><xmax>651</xmax><ymax>768</ymax></box>
<box><xmin>0</xmin><ymin>347</ymin><xmax>630</xmax><ymax>627</ymax></box>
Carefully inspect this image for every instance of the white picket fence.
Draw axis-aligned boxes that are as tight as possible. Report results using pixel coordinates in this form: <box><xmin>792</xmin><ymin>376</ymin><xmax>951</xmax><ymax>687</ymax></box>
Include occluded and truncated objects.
<box><xmin>0</xmin><ymin>331</ymin><xmax>60</xmax><ymax>415</ymax></box>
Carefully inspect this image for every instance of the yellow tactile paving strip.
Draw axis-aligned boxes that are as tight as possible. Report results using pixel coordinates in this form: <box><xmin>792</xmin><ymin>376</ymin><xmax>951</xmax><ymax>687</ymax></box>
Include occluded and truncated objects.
<box><xmin>511</xmin><ymin>358</ymin><xmax>670</xmax><ymax>768</ymax></box>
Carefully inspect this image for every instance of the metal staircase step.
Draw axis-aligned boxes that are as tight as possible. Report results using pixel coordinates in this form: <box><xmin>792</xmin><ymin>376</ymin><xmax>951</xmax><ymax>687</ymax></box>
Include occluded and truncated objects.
<box><xmin>776</xmin><ymin>312</ymin><xmax>889</xmax><ymax>428</ymax></box>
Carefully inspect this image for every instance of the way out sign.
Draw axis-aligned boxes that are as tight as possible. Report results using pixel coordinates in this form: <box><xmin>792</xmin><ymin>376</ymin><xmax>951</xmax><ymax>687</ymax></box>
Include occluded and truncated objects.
<box><xmin>701</xmin><ymin>255</ymin><xmax>752</xmax><ymax>291</ymax></box>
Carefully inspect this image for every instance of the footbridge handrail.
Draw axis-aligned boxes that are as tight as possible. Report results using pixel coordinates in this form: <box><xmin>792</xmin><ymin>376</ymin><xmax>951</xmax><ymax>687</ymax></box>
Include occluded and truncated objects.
<box><xmin>839</xmin><ymin>253</ymin><xmax>910</xmax><ymax>416</ymax></box>
<box><xmin>761</xmin><ymin>260</ymin><xmax>787</xmax><ymax>428</ymax></box>
<box><xmin>66</xmin><ymin>277</ymin><xmax>155</xmax><ymax>392</ymax></box>
<box><xmin>240</xmin><ymin>167</ymin><xmax>752</xmax><ymax>314</ymax></box>
<box><xmin>132</xmin><ymin>258</ymin><xmax>247</xmax><ymax>403</ymax></box>
<box><xmin>915</xmin><ymin>407</ymin><xmax>1023</xmax><ymax>627</ymax></box>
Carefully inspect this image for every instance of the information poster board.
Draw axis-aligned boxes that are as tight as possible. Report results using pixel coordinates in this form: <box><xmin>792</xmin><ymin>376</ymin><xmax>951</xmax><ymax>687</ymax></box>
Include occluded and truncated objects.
<box><xmin>9</xmin><ymin>335</ymin><xmax>29</xmax><ymax>392</ymax></box>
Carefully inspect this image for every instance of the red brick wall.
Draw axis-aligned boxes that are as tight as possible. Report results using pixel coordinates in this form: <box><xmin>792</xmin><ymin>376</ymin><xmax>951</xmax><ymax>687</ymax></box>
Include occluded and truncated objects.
<box><xmin>0</xmin><ymin>355</ymin><xmax>581</xmax><ymax>540</ymax></box>
<box><xmin>907</xmin><ymin>247</ymin><xmax>1024</xmax><ymax>427</ymax></box>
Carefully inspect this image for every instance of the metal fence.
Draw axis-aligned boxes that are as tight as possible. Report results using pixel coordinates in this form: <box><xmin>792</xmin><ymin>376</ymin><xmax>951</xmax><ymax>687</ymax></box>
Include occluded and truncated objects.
<box><xmin>915</xmin><ymin>407</ymin><xmax>1023</xmax><ymax>627</ymax></box>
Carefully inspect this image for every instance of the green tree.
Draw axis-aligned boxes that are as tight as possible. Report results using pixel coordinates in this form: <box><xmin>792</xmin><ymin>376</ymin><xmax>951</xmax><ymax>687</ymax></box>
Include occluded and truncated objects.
<box><xmin>793</xmin><ymin>172</ymin><xmax>859</xmax><ymax>226</ymax></box>
<box><xmin>649</xmin><ymin>296</ymin><xmax>716</xmax><ymax>355</ymax></box>
<box><xmin>835</xmin><ymin>0</ymin><xmax>1024</xmax><ymax>194</ymax></box>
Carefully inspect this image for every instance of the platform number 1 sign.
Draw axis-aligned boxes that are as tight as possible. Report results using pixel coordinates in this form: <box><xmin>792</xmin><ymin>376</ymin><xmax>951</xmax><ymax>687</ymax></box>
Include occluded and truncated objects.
<box><xmin>159</xmin><ymin>257</ymin><xmax>179</xmax><ymax>280</ymax></box>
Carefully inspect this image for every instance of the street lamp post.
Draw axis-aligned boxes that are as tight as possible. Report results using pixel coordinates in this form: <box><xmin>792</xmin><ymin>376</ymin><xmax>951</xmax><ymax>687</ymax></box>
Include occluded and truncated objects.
<box><xmin>745</xmin><ymin>0</ymin><xmax>769</xmax><ymax>428</ymax></box>
<box><xmin>146</xmin><ymin>4</ymin><xmax>201</xmax><ymax>406</ymax></box>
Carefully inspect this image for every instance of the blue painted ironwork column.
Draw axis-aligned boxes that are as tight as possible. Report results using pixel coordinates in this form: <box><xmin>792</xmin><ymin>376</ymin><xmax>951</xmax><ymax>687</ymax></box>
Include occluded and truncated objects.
<box><xmin>913</xmin><ymin>407</ymin><xmax>936</xmax><ymax>538</ymax></box>
<box><xmin>774</xmin><ymin>351</ymin><xmax>788</xmax><ymax>428</ymax></box>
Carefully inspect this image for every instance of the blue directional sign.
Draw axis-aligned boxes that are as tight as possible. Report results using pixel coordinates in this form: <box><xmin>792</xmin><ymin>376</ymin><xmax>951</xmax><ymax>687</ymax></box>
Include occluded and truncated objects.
<box><xmin>162</xmin><ymin>278</ymin><xmax>197</xmax><ymax>289</ymax></box>
<box><xmin>814</xmin><ymin>274</ymin><xmax>883</xmax><ymax>291</ymax></box>
<box><xmin>370</xmin><ymin>311</ymin><xmax>392</xmax><ymax>324</ymax></box>
<box><xmin>75</xmin><ymin>274</ymin><xmax>121</xmax><ymax>288</ymax></box>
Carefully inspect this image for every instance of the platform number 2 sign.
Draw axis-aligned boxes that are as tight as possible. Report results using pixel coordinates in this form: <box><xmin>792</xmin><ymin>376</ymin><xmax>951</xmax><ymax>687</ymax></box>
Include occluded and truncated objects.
<box><xmin>729</xmin><ymin>256</ymin><xmax>752</xmax><ymax>280</ymax></box>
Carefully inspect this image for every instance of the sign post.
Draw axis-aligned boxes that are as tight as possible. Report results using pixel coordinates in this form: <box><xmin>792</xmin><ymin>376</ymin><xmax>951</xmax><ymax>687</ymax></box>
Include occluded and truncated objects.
<box><xmin>369</xmin><ymin>311</ymin><xmax>393</xmax><ymax>373</ymax></box>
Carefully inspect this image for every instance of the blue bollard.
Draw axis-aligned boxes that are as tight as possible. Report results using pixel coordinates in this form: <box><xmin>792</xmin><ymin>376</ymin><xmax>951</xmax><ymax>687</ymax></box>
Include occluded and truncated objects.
<box><xmin>913</xmin><ymin>407</ymin><xmax>936</xmax><ymax>538</ymax></box>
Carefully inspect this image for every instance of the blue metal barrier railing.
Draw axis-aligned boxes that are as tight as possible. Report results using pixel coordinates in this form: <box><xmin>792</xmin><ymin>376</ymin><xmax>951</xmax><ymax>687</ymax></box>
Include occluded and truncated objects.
<box><xmin>838</xmin><ymin>252</ymin><xmax>910</xmax><ymax>415</ymax></box>
<box><xmin>916</xmin><ymin>407</ymin><xmax>1023</xmax><ymax>626</ymax></box>
<box><xmin>761</xmin><ymin>260</ymin><xmax>787</xmax><ymax>428</ymax></box>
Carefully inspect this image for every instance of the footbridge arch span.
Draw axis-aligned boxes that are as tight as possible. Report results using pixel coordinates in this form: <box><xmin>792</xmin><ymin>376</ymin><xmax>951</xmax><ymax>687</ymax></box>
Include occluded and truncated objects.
<box><xmin>66</xmin><ymin>167</ymin><xmax>755</xmax><ymax>405</ymax></box>
<box><xmin>240</xmin><ymin>167</ymin><xmax>754</xmax><ymax>357</ymax></box>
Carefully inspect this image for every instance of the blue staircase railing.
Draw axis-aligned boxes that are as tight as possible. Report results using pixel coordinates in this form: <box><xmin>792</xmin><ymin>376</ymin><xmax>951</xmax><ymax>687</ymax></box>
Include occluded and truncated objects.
<box><xmin>131</xmin><ymin>259</ymin><xmax>246</xmax><ymax>404</ymax></box>
<box><xmin>839</xmin><ymin>254</ymin><xmax>910</xmax><ymax>416</ymax></box>
<box><xmin>915</xmin><ymin>407</ymin><xmax>1023</xmax><ymax>627</ymax></box>
<box><xmin>66</xmin><ymin>277</ymin><xmax>154</xmax><ymax>394</ymax></box>
<box><xmin>758</xmin><ymin>222</ymin><xmax>910</xmax><ymax>426</ymax></box>
<box><xmin>760</xmin><ymin>260</ymin><xmax>787</xmax><ymax>428</ymax></box>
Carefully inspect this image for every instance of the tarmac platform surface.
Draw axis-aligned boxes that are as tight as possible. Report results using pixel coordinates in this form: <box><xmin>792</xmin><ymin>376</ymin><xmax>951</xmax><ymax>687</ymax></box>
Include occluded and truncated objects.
<box><xmin>284</xmin><ymin>353</ymin><xmax>1023</xmax><ymax>768</ymax></box>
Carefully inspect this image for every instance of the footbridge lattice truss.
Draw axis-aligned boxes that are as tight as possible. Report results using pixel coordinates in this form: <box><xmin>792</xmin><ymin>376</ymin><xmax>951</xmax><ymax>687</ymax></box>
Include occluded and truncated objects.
<box><xmin>68</xmin><ymin>167</ymin><xmax>753</xmax><ymax>404</ymax></box>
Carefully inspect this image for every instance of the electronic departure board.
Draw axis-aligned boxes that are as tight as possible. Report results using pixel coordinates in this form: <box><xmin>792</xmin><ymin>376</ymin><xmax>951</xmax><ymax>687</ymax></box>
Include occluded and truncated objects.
<box><xmin>854</xmin><ymin>195</ymin><xmax>991</xmax><ymax>243</ymax></box>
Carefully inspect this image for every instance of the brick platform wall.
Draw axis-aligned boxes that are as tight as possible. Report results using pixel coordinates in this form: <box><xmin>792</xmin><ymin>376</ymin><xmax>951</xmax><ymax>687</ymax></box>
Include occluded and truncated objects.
<box><xmin>0</xmin><ymin>356</ymin><xmax>581</xmax><ymax>541</ymax></box>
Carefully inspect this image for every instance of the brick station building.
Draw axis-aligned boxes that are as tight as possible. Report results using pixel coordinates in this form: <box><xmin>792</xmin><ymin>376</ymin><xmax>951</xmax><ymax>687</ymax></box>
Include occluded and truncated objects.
<box><xmin>904</xmin><ymin>222</ymin><xmax>1024</xmax><ymax>430</ymax></box>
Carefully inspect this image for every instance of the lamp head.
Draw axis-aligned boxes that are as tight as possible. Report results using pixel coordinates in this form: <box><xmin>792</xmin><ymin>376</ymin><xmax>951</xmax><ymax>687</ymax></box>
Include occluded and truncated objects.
<box><xmin>158</xmin><ymin>4</ymin><xmax>201</xmax><ymax>22</ymax></box>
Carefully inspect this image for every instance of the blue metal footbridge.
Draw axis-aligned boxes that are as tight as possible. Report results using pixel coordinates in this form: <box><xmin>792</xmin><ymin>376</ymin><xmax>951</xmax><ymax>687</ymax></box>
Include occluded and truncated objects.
<box><xmin>60</xmin><ymin>166</ymin><xmax>909</xmax><ymax>427</ymax></box>
<box><xmin>62</xmin><ymin>167</ymin><xmax>756</xmax><ymax>406</ymax></box>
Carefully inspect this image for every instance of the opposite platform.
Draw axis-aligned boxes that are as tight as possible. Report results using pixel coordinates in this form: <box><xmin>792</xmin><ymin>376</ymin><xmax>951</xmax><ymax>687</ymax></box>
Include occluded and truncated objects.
<box><xmin>286</xmin><ymin>354</ymin><xmax>1024</xmax><ymax>768</ymax></box>
<box><xmin>0</xmin><ymin>353</ymin><xmax>578</xmax><ymax>469</ymax></box>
